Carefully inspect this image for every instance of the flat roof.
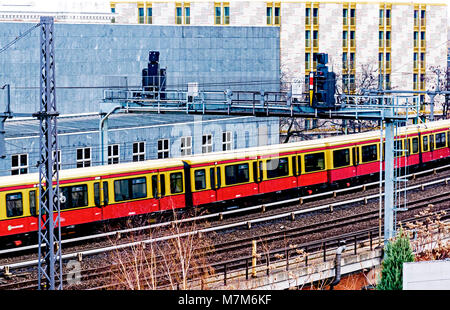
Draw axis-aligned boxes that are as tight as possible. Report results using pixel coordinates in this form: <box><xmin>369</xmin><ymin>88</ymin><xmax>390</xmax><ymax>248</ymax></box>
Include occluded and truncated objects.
<box><xmin>4</xmin><ymin>113</ymin><xmax>263</xmax><ymax>139</ymax></box>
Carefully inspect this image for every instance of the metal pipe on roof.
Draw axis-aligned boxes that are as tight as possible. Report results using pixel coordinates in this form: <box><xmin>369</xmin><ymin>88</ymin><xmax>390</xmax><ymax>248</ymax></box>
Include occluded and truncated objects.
<box><xmin>99</xmin><ymin>105</ymin><xmax>122</xmax><ymax>165</ymax></box>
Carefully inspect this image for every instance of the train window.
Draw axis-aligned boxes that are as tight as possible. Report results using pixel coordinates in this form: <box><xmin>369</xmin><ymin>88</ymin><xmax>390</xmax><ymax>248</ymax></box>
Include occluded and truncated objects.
<box><xmin>29</xmin><ymin>191</ymin><xmax>37</xmax><ymax>216</ymax></box>
<box><xmin>333</xmin><ymin>149</ymin><xmax>350</xmax><ymax>168</ymax></box>
<box><xmin>225</xmin><ymin>163</ymin><xmax>249</xmax><ymax>185</ymax></box>
<box><xmin>94</xmin><ymin>183</ymin><xmax>100</xmax><ymax>206</ymax></box>
<box><xmin>252</xmin><ymin>162</ymin><xmax>258</xmax><ymax>182</ymax></box>
<box><xmin>430</xmin><ymin>135</ymin><xmax>434</xmax><ymax>151</ymax></box>
<box><xmin>266</xmin><ymin>157</ymin><xmax>289</xmax><ymax>179</ymax></box>
<box><xmin>304</xmin><ymin>152</ymin><xmax>325</xmax><ymax>173</ymax></box>
<box><xmin>60</xmin><ymin>185</ymin><xmax>88</xmax><ymax>210</ymax></box>
<box><xmin>152</xmin><ymin>175</ymin><xmax>158</xmax><ymax>198</ymax></box>
<box><xmin>435</xmin><ymin>133</ymin><xmax>446</xmax><ymax>149</ymax></box>
<box><xmin>361</xmin><ymin>144</ymin><xmax>377</xmax><ymax>163</ymax></box>
<box><xmin>412</xmin><ymin>137</ymin><xmax>419</xmax><ymax>154</ymax></box>
<box><xmin>423</xmin><ymin>135</ymin><xmax>429</xmax><ymax>152</ymax></box>
<box><xmin>194</xmin><ymin>169</ymin><xmax>206</xmax><ymax>190</ymax></box>
<box><xmin>170</xmin><ymin>172</ymin><xmax>183</xmax><ymax>194</ymax></box>
<box><xmin>114</xmin><ymin>177</ymin><xmax>147</xmax><ymax>202</ymax></box>
<box><xmin>6</xmin><ymin>193</ymin><xmax>23</xmax><ymax>217</ymax></box>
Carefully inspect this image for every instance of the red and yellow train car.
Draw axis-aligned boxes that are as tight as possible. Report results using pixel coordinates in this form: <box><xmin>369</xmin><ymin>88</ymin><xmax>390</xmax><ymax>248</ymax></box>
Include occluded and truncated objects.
<box><xmin>0</xmin><ymin>119</ymin><xmax>449</xmax><ymax>242</ymax></box>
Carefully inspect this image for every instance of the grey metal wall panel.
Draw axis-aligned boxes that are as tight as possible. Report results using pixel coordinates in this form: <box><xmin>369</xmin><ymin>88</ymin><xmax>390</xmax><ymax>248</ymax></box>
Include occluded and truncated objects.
<box><xmin>0</xmin><ymin>23</ymin><xmax>279</xmax><ymax>115</ymax></box>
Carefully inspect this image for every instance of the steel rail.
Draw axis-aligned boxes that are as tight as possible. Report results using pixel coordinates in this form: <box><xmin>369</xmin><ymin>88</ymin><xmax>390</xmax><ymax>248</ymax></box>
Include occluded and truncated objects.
<box><xmin>1</xmin><ymin>173</ymin><xmax>449</xmax><ymax>273</ymax></box>
<box><xmin>1</xmin><ymin>163</ymin><xmax>449</xmax><ymax>258</ymax></box>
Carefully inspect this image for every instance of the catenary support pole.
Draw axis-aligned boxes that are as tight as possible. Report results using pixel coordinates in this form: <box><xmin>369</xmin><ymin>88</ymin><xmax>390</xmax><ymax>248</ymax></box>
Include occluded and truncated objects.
<box><xmin>36</xmin><ymin>16</ymin><xmax>62</xmax><ymax>290</ymax></box>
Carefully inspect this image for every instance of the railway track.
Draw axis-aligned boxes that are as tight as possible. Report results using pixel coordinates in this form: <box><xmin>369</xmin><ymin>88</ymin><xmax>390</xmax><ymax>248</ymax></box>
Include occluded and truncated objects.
<box><xmin>1</xmin><ymin>163</ymin><xmax>449</xmax><ymax>265</ymax></box>
<box><xmin>0</xmin><ymin>175</ymin><xmax>448</xmax><ymax>290</ymax></box>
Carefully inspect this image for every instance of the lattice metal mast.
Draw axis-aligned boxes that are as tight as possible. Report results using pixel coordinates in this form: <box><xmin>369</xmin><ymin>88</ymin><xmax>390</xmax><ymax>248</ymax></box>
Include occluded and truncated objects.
<box><xmin>35</xmin><ymin>16</ymin><xmax>62</xmax><ymax>290</ymax></box>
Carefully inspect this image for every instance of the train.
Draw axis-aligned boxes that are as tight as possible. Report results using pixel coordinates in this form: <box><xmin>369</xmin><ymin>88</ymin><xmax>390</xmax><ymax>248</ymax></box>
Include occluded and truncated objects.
<box><xmin>0</xmin><ymin>119</ymin><xmax>449</xmax><ymax>243</ymax></box>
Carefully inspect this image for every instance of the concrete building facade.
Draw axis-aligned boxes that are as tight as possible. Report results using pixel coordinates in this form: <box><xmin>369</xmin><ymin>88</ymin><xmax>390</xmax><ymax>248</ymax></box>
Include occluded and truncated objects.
<box><xmin>108</xmin><ymin>0</ymin><xmax>448</xmax><ymax>111</ymax></box>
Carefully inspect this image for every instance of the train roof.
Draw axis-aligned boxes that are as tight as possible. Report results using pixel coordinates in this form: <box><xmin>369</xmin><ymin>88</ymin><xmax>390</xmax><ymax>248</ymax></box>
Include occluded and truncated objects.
<box><xmin>0</xmin><ymin>158</ymin><xmax>185</xmax><ymax>189</ymax></box>
<box><xmin>0</xmin><ymin>119</ymin><xmax>448</xmax><ymax>188</ymax></box>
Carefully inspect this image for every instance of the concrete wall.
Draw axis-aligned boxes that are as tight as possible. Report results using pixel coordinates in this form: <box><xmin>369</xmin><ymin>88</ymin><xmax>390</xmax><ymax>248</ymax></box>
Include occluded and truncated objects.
<box><xmin>403</xmin><ymin>260</ymin><xmax>450</xmax><ymax>290</ymax></box>
<box><xmin>0</xmin><ymin>22</ymin><xmax>280</xmax><ymax>115</ymax></box>
<box><xmin>1</xmin><ymin>114</ymin><xmax>279</xmax><ymax>175</ymax></box>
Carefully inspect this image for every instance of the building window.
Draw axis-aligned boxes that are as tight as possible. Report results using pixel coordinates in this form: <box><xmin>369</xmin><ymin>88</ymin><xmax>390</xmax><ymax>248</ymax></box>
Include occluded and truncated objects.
<box><xmin>343</xmin><ymin>8</ymin><xmax>348</xmax><ymax>25</ymax></box>
<box><xmin>305</xmin><ymin>53</ymin><xmax>310</xmax><ymax>70</ymax></box>
<box><xmin>176</xmin><ymin>3</ymin><xmax>183</xmax><ymax>24</ymax></box>
<box><xmin>350</xmin><ymin>8</ymin><xmax>355</xmax><ymax>26</ymax></box>
<box><xmin>176</xmin><ymin>2</ymin><xmax>190</xmax><ymax>25</ymax></box>
<box><xmin>266</xmin><ymin>2</ymin><xmax>280</xmax><ymax>25</ymax></box>
<box><xmin>76</xmin><ymin>147</ymin><xmax>91</xmax><ymax>168</ymax></box>
<box><xmin>305</xmin><ymin>30</ymin><xmax>310</xmax><ymax>48</ymax></box>
<box><xmin>222</xmin><ymin>131</ymin><xmax>232</xmax><ymax>151</ymax></box>
<box><xmin>133</xmin><ymin>141</ymin><xmax>146</xmax><ymax>162</ymax></box>
<box><xmin>181</xmin><ymin>136</ymin><xmax>192</xmax><ymax>156</ymax></box>
<box><xmin>108</xmin><ymin>144</ymin><xmax>120</xmax><ymax>165</ymax></box>
<box><xmin>111</xmin><ymin>4</ymin><xmax>116</xmax><ymax>23</ymax></box>
<box><xmin>11</xmin><ymin>153</ymin><xmax>28</xmax><ymax>175</ymax></box>
<box><xmin>215</xmin><ymin>2</ymin><xmax>230</xmax><ymax>25</ymax></box>
<box><xmin>53</xmin><ymin>149</ymin><xmax>61</xmax><ymax>171</ymax></box>
<box><xmin>215</xmin><ymin>4</ymin><xmax>222</xmax><ymax>25</ymax></box>
<box><xmin>158</xmin><ymin>139</ymin><xmax>169</xmax><ymax>158</ymax></box>
<box><xmin>305</xmin><ymin>7</ymin><xmax>311</xmax><ymax>25</ymax></box>
<box><xmin>138</xmin><ymin>7</ymin><xmax>144</xmax><ymax>24</ymax></box>
<box><xmin>312</xmin><ymin>7</ymin><xmax>318</xmax><ymax>25</ymax></box>
<box><xmin>313</xmin><ymin>30</ymin><xmax>319</xmax><ymax>48</ymax></box>
<box><xmin>202</xmin><ymin>134</ymin><xmax>212</xmax><ymax>153</ymax></box>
